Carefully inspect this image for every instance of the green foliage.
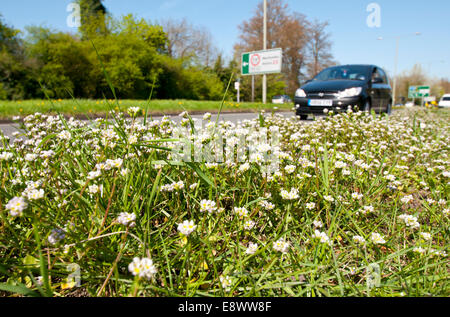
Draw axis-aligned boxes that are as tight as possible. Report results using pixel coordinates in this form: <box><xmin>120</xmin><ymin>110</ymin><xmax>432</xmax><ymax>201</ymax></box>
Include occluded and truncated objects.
<box><xmin>0</xmin><ymin>17</ymin><xmax>39</xmax><ymax>100</ymax></box>
<box><xmin>156</xmin><ymin>56</ymin><xmax>224</xmax><ymax>101</ymax></box>
<box><xmin>1</xmin><ymin>13</ymin><xmax>231</xmax><ymax>101</ymax></box>
<box><xmin>78</xmin><ymin>0</ymin><xmax>108</xmax><ymax>39</ymax></box>
<box><xmin>0</xmin><ymin>82</ymin><xmax>7</xmax><ymax>100</ymax></box>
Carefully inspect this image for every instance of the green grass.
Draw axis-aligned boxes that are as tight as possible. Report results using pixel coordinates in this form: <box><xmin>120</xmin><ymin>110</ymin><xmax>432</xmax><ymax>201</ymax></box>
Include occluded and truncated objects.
<box><xmin>0</xmin><ymin>99</ymin><xmax>293</xmax><ymax>120</ymax></box>
<box><xmin>0</xmin><ymin>107</ymin><xmax>448</xmax><ymax>297</ymax></box>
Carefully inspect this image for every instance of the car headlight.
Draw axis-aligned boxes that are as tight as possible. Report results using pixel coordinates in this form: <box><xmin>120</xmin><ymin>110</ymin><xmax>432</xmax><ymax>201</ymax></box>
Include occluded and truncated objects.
<box><xmin>295</xmin><ymin>89</ymin><xmax>307</xmax><ymax>97</ymax></box>
<box><xmin>337</xmin><ymin>87</ymin><xmax>362</xmax><ymax>98</ymax></box>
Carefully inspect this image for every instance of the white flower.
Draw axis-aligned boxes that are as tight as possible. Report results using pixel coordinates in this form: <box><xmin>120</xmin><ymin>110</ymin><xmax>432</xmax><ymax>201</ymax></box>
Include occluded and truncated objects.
<box><xmin>189</xmin><ymin>183</ymin><xmax>199</xmax><ymax>190</ymax></box>
<box><xmin>243</xmin><ymin>220</ymin><xmax>256</xmax><ymax>230</ymax></box>
<box><xmin>128</xmin><ymin>134</ymin><xmax>138</xmax><ymax>144</ymax></box>
<box><xmin>25</xmin><ymin>154</ymin><xmax>38</xmax><ymax>162</ymax></box>
<box><xmin>6</xmin><ymin>196</ymin><xmax>28</xmax><ymax>217</ymax></box>
<box><xmin>234</xmin><ymin>207</ymin><xmax>249</xmax><ymax>218</ymax></box>
<box><xmin>284</xmin><ymin>165</ymin><xmax>296</xmax><ymax>174</ymax></box>
<box><xmin>177</xmin><ymin>220</ymin><xmax>196</xmax><ymax>236</ymax></box>
<box><xmin>0</xmin><ymin>152</ymin><xmax>14</xmax><ymax>161</ymax></box>
<box><xmin>360</xmin><ymin>205</ymin><xmax>375</xmax><ymax>215</ymax></box>
<box><xmin>117</xmin><ymin>212</ymin><xmax>136</xmax><ymax>227</ymax></box>
<box><xmin>238</xmin><ymin>163</ymin><xmax>250</xmax><ymax>173</ymax></box>
<box><xmin>280</xmin><ymin>188</ymin><xmax>299</xmax><ymax>200</ymax></box>
<box><xmin>401</xmin><ymin>195</ymin><xmax>414</xmax><ymax>204</ymax></box>
<box><xmin>335</xmin><ymin>161</ymin><xmax>347</xmax><ymax>169</ymax></box>
<box><xmin>348</xmin><ymin>267</ymin><xmax>357</xmax><ymax>275</ymax></box>
<box><xmin>128</xmin><ymin>257</ymin><xmax>157</xmax><ymax>280</ymax></box>
<box><xmin>245</xmin><ymin>242</ymin><xmax>258</xmax><ymax>255</ymax></box>
<box><xmin>273</xmin><ymin>238</ymin><xmax>290</xmax><ymax>253</ymax></box>
<box><xmin>219</xmin><ymin>275</ymin><xmax>232</xmax><ymax>290</ymax></box>
<box><xmin>352</xmin><ymin>235</ymin><xmax>366</xmax><ymax>245</ymax></box>
<box><xmin>370</xmin><ymin>232</ymin><xmax>386</xmax><ymax>244</ymax></box>
<box><xmin>398</xmin><ymin>214</ymin><xmax>420</xmax><ymax>229</ymax></box>
<box><xmin>385</xmin><ymin>174</ymin><xmax>396</xmax><ymax>182</ymax></box>
<box><xmin>205</xmin><ymin>163</ymin><xmax>218</xmax><ymax>169</ymax></box>
<box><xmin>128</xmin><ymin>107</ymin><xmax>141</xmax><ymax>115</ymax></box>
<box><xmin>88</xmin><ymin>170</ymin><xmax>101</xmax><ymax>180</ymax></box>
<box><xmin>413</xmin><ymin>247</ymin><xmax>426</xmax><ymax>255</ymax></box>
<box><xmin>306</xmin><ymin>202</ymin><xmax>316</xmax><ymax>210</ymax></box>
<box><xmin>324</xmin><ymin>195</ymin><xmax>334</xmax><ymax>203</ymax></box>
<box><xmin>173</xmin><ymin>181</ymin><xmax>184</xmax><ymax>191</ymax></box>
<box><xmin>419</xmin><ymin>232</ymin><xmax>431</xmax><ymax>241</ymax></box>
<box><xmin>26</xmin><ymin>188</ymin><xmax>45</xmax><ymax>200</ymax></box>
<box><xmin>312</xmin><ymin>230</ymin><xmax>331</xmax><ymax>244</ymax></box>
<box><xmin>260</xmin><ymin>200</ymin><xmax>275</xmax><ymax>210</ymax></box>
<box><xmin>203</xmin><ymin>113</ymin><xmax>212</xmax><ymax>121</ymax></box>
<box><xmin>312</xmin><ymin>220</ymin><xmax>323</xmax><ymax>228</ymax></box>
<box><xmin>57</xmin><ymin>130</ymin><xmax>71</xmax><ymax>140</ymax></box>
<box><xmin>351</xmin><ymin>192</ymin><xmax>363</xmax><ymax>200</ymax></box>
<box><xmin>200</xmin><ymin>199</ymin><xmax>217</xmax><ymax>214</ymax></box>
<box><xmin>88</xmin><ymin>184</ymin><xmax>101</xmax><ymax>194</ymax></box>
<box><xmin>120</xmin><ymin>168</ymin><xmax>129</xmax><ymax>177</ymax></box>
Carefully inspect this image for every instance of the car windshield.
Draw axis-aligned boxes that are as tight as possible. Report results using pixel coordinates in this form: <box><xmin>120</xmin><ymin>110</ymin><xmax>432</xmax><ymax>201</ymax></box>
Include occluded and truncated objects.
<box><xmin>273</xmin><ymin>96</ymin><xmax>282</xmax><ymax>99</ymax></box>
<box><xmin>313</xmin><ymin>66</ymin><xmax>370</xmax><ymax>81</ymax></box>
<box><xmin>443</xmin><ymin>97</ymin><xmax>450</xmax><ymax>101</ymax></box>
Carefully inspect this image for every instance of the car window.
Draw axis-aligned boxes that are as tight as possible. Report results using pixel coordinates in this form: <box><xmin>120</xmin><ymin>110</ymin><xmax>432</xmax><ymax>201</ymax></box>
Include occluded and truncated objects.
<box><xmin>313</xmin><ymin>66</ymin><xmax>370</xmax><ymax>81</ymax></box>
<box><xmin>378</xmin><ymin>68</ymin><xmax>388</xmax><ymax>84</ymax></box>
<box><xmin>443</xmin><ymin>97</ymin><xmax>450</xmax><ymax>101</ymax></box>
<box><xmin>372</xmin><ymin>68</ymin><xmax>386</xmax><ymax>83</ymax></box>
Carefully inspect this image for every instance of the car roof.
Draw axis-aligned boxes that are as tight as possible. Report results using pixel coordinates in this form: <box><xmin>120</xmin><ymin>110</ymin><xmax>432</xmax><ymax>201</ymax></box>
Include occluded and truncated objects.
<box><xmin>331</xmin><ymin>64</ymin><xmax>377</xmax><ymax>69</ymax></box>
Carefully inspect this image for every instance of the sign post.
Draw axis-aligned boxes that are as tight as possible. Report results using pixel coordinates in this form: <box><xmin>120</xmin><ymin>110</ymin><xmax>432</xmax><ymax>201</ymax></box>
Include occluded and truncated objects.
<box><xmin>235</xmin><ymin>81</ymin><xmax>240</xmax><ymax>103</ymax></box>
<box><xmin>263</xmin><ymin>0</ymin><xmax>267</xmax><ymax>104</ymax></box>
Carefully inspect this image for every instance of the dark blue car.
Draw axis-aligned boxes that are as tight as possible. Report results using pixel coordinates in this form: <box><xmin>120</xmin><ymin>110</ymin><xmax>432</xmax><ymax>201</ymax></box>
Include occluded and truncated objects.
<box><xmin>294</xmin><ymin>65</ymin><xmax>392</xmax><ymax>120</ymax></box>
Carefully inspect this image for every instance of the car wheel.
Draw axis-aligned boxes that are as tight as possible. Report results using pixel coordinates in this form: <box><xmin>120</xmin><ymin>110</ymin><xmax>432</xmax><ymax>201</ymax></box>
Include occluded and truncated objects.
<box><xmin>385</xmin><ymin>102</ymin><xmax>392</xmax><ymax>115</ymax></box>
<box><xmin>299</xmin><ymin>115</ymin><xmax>308</xmax><ymax>120</ymax></box>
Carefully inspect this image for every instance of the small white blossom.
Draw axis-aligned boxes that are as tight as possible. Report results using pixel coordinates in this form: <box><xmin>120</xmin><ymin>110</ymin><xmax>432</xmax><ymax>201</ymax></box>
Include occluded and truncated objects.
<box><xmin>370</xmin><ymin>232</ymin><xmax>386</xmax><ymax>244</ymax></box>
<box><xmin>245</xmin><ymin>242</ymin><xmax>259</xmax><ymax>255</ymax></box>
<box><xmin>177</xmin><ymin>220</ymin><xmax>196</xmax><ymax>236</ymax></box>
<box><xmin>273</xmin><ymin>238</ymin><xmax>290</xmax><ymax>254</ymax></box>
<box><xmin>117</xmin><ymin>212</ymin><xmax>136</xmax><ymax>227</ymax></box>
<box><xmin>128</xmin><ymin>257</ymin><xmax>157</xmax><ymax>280</ymax></box>
<box><xmin>6</xmin><ymin>196</ymin><xmax>28</xmax><ymax>217</ymax></box>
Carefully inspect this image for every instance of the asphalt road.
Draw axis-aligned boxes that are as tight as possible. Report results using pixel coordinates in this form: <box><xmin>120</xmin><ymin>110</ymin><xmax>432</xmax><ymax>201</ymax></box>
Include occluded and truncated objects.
<box><xmin>0</xmin><ymin>112</ymin><xmax>298</xmax><ymax>141</ymax></box>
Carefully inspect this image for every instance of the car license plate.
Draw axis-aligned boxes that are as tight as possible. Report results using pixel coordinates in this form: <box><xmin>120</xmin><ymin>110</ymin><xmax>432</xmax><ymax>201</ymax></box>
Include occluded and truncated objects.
<box><xmin>308</xmin><ymin>99</ymin><xmax>332</xmax><ymax>106</ymax></box>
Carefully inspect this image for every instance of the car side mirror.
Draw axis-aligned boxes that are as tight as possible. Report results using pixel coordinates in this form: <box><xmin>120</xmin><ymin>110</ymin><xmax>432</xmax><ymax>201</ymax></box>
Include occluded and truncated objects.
<box><xmin>372</xmin><ymin>77</ymin><xmax>383</xmax><ymax>84</ymax></box>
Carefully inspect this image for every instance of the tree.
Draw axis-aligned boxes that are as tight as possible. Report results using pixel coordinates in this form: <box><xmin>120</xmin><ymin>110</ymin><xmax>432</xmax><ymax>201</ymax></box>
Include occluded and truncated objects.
<box><xmin>161</xmin><ymin>18</ymin><xmax>219</xmax><ymax>68</ymax></box>
<box><xmin>234</xmin><ymin>0</ymin><xmax>311</xmax><ymax>95</ymax></box>
<box><xmin>0</xmin><ymin>16</ymin><xmax>38</xmax><ymax>99</ymax></box>
<box><xmin>78</xmin><ymin>0</ymin><xmax>109</xmax><ymax>38</ymax></box>
<box><xmin>113</xmin><ymin>14</ymin><xmax>167</xmax><ymax>53</ymax></box>
<box><xmin>305</xmin><ymin>19</ymin><xmax>335</xmax><ymax>79</ymax></box>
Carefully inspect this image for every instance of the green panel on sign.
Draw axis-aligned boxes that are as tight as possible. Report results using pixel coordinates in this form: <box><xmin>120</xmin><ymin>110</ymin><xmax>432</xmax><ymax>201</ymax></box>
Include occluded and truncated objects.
<box><xmin>242</xmin><ymin>53</ymin><xmax>249</xmax><ymax>75</ymax></box>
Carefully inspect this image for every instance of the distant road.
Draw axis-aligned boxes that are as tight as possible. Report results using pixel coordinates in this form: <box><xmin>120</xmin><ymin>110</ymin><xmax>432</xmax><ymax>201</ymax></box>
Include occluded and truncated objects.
<box><xmin>0</xmin><ymin>112</ymin><xmax>298</xmax><ymax>141</ymax></box>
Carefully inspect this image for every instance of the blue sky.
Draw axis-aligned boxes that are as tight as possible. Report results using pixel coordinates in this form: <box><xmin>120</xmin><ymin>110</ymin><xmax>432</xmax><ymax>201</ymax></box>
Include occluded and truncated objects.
<box><xmin>1</xmin><ymin>0</ymin><xmax>449</xmax><ymax>79</ymax></box>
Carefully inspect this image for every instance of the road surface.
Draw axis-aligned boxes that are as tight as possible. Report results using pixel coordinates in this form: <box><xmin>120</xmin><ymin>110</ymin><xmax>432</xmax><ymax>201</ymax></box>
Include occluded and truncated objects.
<box><xmin>0</xmin><ymin>112</ymin><xmax>298</xmax><ymax>141</ymax></box>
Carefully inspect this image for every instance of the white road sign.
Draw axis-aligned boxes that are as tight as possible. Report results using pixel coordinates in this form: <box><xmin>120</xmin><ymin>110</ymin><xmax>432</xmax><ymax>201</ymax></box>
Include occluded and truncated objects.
<box><xmin>242</xmin><ymin>48</ymin><xmax>282</xmax><ymax>76</ymax></box>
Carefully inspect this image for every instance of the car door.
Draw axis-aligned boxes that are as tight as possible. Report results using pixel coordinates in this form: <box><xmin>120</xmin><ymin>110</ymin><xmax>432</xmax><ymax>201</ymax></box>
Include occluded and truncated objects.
<box><xmin>377</xmin><ymin>68</ymin><xmax>392</xmax><ymax>110</ymax></box>
<box><xmin>370</xmin><ymin>68</ymin><xmax>383</xmax><ymax>111</ymax></box>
